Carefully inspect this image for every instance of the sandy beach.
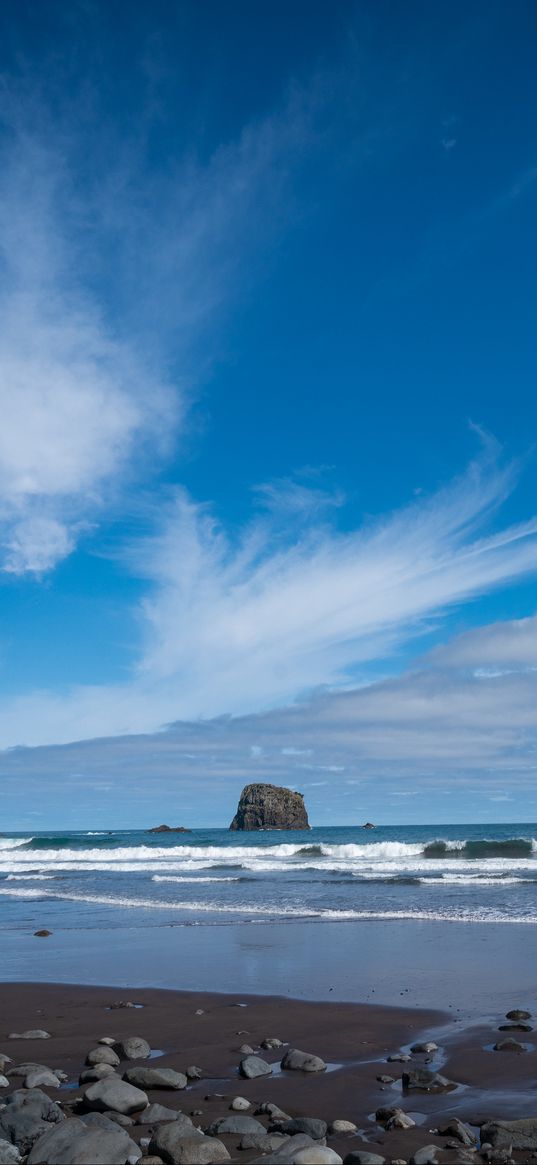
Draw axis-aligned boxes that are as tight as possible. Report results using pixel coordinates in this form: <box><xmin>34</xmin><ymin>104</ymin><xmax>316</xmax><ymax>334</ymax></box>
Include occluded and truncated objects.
<box><xmin>1</xmin><ymin>982</ymin><xmax>537</xmax><ymax>1163</ymax></box>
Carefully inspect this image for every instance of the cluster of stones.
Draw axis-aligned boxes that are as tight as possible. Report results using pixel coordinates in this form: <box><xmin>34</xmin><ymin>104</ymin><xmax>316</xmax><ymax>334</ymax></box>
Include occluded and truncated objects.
<box><xmin>0</xmin><ymin>1005</ymin><xmax>535</xmax><ymax>1164</ymax></box>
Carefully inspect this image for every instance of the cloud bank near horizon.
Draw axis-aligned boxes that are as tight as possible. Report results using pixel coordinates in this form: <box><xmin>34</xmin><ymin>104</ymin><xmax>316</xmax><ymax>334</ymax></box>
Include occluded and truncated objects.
<box><xmin>1</xmin><ymin>606</ymin><xmax>537</xmax><ymax>827</ymax></box>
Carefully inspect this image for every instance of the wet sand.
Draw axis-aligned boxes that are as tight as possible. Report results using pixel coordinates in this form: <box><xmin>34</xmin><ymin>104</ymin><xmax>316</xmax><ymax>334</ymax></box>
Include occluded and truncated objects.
<box><xmin>1</xmin><ymin>982</ymin><xmax>536</xmax><ymax>1162</ymax></box>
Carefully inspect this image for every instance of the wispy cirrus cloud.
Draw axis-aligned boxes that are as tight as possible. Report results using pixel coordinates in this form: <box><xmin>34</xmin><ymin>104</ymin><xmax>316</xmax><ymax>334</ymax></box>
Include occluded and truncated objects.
<box><xmin>0</xmin><ymin>75</ymin><xmax>315</xmax><ymax>575</ymax></box>
<box><xmin>0</xmin><ymin>444</ymin><xmax>537</xmax><ymax>749</ymax></box>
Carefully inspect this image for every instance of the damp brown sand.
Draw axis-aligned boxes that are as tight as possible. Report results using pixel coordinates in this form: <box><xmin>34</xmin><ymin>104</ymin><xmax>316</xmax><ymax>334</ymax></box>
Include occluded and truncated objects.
<box><xmin>1</xmin><ymin>983</ymin><xmax>536</xmax><ymax>1162</ymax></box>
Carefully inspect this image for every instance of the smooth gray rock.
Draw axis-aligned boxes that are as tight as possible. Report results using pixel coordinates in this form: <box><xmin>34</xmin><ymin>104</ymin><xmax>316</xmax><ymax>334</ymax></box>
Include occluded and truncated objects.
<box><xmin>7</xmin><ymin>1063</ymin><xmax>56</xmax><ymax>1078</ymax></box>
<box><xmin>238</xmin><ymin>1044</ymin><xmax>254</xmax><ymax>1055</ymax></box>
<box><xmin>123</xmin><ymin>1067</ymin><xmax>187</xmax><ymax>1091</ymax></box>
<box><xmin>281</xmin><ymin>1047</ymin><xmax>326</xmax><ymax>1073</ymax></box>
<box><xmin>24</xmin><ymin>1070</ymin><xmax>60</xmax><ymax>1090</ymax></box>
<box><xmin>505</xmin><ymin>1008</ymin><xmax>531</xmax><ymax>1020</ymax></box>
<box><xmin>0</xmin><ymin>1090</ymin><xmax>64</xmax><ymax>1155</ymax></box>
<box><xmin>342</xmin><ymin>1153</ymin><xmax>386</xmax><ymax>1165</ymax></box>
<box><xmin>80</xmin><ymin>1065</ymin><xmax>118</xmax><ymax>1084</ymax></box>
<box><xmin>255</xmin><ymin>1103</ymin><xmax>291</xmax><ymax>1121</ymax></box>
<box><xmin>185</xmin><ymin>1066</ymin><xmax>202</xmax><ymax>1080</ymax></box>
<box><xmin>249</xmin><ymin>1135</ymin><xmax>320</xmax><ymax>1164</ymax></box>
<box><xmin>409</xmin><ymin>1148</ymin><xmax>440</xmax><ymax>1165</ymax></box>
<box><xmin>239</xmin><ymin>1055</ymin><xmax>272</xmax><ymax>1079</ymax></box>
<box><xmin>375</xmin><ymin>1106</ymin><xmax>415</xmax><ymax>1130</ymax></box>
<box><xmin>329</xmin><ymin>1121</ymin><xmax>357</xmax><ymax>1134</ymax></box>
<box><xmin>8</xmin><ymin>1032</ymin><xmax>51</xmax><ymax>1041</ymax></box>
<box><xmin>239</xmin><ymin>1133</ymin><xmax>290</xmax><ymax>1151</ymax></box>
<box><xmin>27</xmin><ymin>1116</ymin><xmax>141</xmax><ymax>1164</ymax></box>
<box><xmin>293</xmin><ymin>1151</ymin><xmax>342</xmax><ymax>1165</ymax></box>
<box><xmin>149</xmin><ymin>1122</ymin><xmax>230</xmax><ymax>1163</ymax></box>
<box><xmin>410</xmin><ymin>1042</ymin><xmax>438</xmax><ymax>1054</ymax></box>
<box><xmin>0</xmin><ymin>1076</ymin><xmax>9</xmax><ymax>1088</ymax></box>
<box><xmin>481</xmin><ymin>1118</ymin><xmax>537</xmax><ymax>1149</ymax></box>
<box><xmin>83</xmin><ymin>1078</ymin><xmax>148</xmax><ymax>1115</ymax></box>
<box><xmin>0</xmin><ymin>1141</ymin><xmax>21</xmax><ymax>1165</ymax></box>
<box><xmin>115</xmin><ymin>1038</ymin><xmax>151</xmax><ymax>1061</ymax></box>
<box><xmin>138</xmin><ymin>1104</ymin><xmax>180</xmax><ymax>1124</ymax></box>
<box><xmin>80</xmin><ymin>1114</ymin><xmax>123</xmax><ymax>1131</ymax></box>
<box><xmin>401</xmin><ymin>1068</ymin><xmax>452</xmax><ymax>1090</ymax></box>
<box><xmin>230</xmin><ymin>1097</ymin><xmax>250</xmax><ymax>1111</ymax></box>
<box><xmin>103</xmin><ymin>1113</ymin><xmax>134</xmax><ymax>1128</ymax></box>
<box><xmin>206</xmin><ymin>1115</ymin><xmax>266</xmax><ymax>1136</ymax></box>
<box><xmin>261</xmin><ymin>1038</ymin><xmax>283</xmax><ymax>1049</ymax></box>
<box><xmin>86</xmin><ymin>1046</ymin><xmax>121</xmax><ymax>1067</ymax></box>
<box><xmin>273</xmin><ymin>1118</ymin><xmax>327</xmax><ymax>1140</ymax></box>
<box><xmin>386</xmin><ymin>1053</ymin><xmax>411</xmax><ymax>1063</ymax></box>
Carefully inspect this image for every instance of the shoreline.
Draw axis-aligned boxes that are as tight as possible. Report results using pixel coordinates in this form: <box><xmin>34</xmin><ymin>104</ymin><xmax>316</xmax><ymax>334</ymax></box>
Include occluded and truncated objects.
<box><xmin>1</xmin><ymin>983</ymin><xmax>536</xmax><ymax>1163</ymax></box>
<box><xmin>3</xmin><ymin>917</ymin><xmax>537</xmax><ymax>1016</ymax></box>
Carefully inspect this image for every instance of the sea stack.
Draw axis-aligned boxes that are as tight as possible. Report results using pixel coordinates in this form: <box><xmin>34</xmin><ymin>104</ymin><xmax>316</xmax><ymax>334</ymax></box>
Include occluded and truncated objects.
<box><xmin>229</xmin><ymin>783</ymin><xmax>310</xmax><ymax>831</ymax></box>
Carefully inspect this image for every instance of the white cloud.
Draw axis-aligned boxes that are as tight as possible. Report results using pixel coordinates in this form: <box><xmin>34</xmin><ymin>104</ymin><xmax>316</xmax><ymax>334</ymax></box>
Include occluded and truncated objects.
<box><xmin>1</xmin><ymin>447</ymin><xmax>537</xmax><ymax>747</ymax></box>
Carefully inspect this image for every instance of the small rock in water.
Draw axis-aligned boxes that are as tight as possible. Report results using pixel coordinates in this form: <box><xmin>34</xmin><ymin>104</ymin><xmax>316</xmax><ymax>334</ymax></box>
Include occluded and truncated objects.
<box><xmin>98</xmin><ymin>1037</ymin><xmax>117</xmax><ymax>1046</ymax></box>
<box><xmin>239</xmin><ymin>1055</ymin><xmax>272</xmax><ymax>1079</ymax></box>
<box><xmin>376</xmin><ymin>1105</ymin><xmax>415</xmax><ymax>1129</ymax></box>
<box><xmin>108</xmin><ymin>1001</ymin><xmax>141</xmax><ymax>1009</ymax></box>
<box><xmin>230</xmin><ymin>1097</ymin><xmax>251</xmax><ymax>1111</ymax></box>
<box><xmin>410</xmin><ymin>1042</ymin><xmax>438</xmax><ymax>1054</ymax></box>
<box><xmin>8</xmin><ymin>1031</ymin><xmax>51</xmax><ymax>1040</ymax></box>
<box><xmin>238</xmin><ymin>1044</ymin><xmax>255</xmax><ymax>1055</ymax></box>
<box><xmin>255</xmin><ymin>1102</ymin><xmax>291</xmax><ymax>1121</ymax></box>
<box><xmin>498</xmin><ymin>1021</ymin><xmax>532</xmax><ymax>1032</ymax></box>
<box><xmin>493</xmin><ymin>1037</ymin><xmax>526</xmax><ymax>1052</ymax></box>
<box><xmin>195</xmin><ymin>1009</ymin><xmax>205</xmax><ymax>1016</ymax></box>
<box><xmin>261</xmin><ymin>1038</ymin><xmax>284</xmax><ymax>1049</ymax></box>
<box><xmin>329</xmin><ymin>1120</ymin><xmax>358</xmax><ymax>1133</ymax></box>
<box><xmin>437</xmin><ymin>1118</ymin><xmax>476</xmax><ymax>1146</ymax></box>
<box><xmin>402</xmin><ymin>1068</ymin><xmax>453</xmax><ymax>1091</ymax></box>
<box><xmin>387</xmin><ymin>1052</ymin><xmax>411</xmax><ymax>1063</ymax></box>
<box><xmin>281</xmin><ymin>1047</ymin><xmax>326</xmax><ymax>1073</ymax></box>
<box><xmin>206</xmin><ymin>1115</ymin><xmax>266</xmax><ymax>1136</ymax></box>
<box><xmin>186</xmin><ymin>1065</ymin><xmax>203</xmax><ymax>1079</ymax></box>
<box><xmin>505</xmin><ymin>1008</ymin><xmax>531</xmax><ymax>1020</ymax></box>
<box><xmin>376</xmin><ymin>1075</ymin><xmax>394</xmax><ymax>1084</ymax></box>
<box><xmin>33</xmin><ymin>930</ymin><xmax>52</xmax><ymax>938</ymax></box>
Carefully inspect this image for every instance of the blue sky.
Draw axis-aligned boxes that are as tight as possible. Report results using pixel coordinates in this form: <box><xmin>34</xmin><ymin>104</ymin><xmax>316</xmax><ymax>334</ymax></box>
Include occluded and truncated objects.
<box><xmin>1</xmin><ymin>0</ymin><xmax>537</xmax><ymax>828</ymax></box>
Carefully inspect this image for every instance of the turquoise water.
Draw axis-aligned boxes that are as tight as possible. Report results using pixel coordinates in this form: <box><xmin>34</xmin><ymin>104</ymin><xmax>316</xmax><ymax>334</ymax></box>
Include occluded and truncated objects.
<box><xmin>1</xmin><ymin>822</ymin><xmax>537</xmax><ymax>934</ymax></box>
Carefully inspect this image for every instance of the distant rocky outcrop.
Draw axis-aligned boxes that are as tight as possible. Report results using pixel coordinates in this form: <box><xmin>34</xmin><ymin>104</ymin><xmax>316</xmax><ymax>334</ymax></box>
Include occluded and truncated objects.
<box><xmin>362</xmin><ymin>822</ymin><xmax>376</xmax><ymax>829</ymax></box>
<box><xmin>229</xmin><ymin>783</ymin><xmax>310</xmax><ymax>831</ymax></box>
<box><xmin>147</xmin><ymin>824</ymin><xmax>191</xmax><ymax>833</ymax></box>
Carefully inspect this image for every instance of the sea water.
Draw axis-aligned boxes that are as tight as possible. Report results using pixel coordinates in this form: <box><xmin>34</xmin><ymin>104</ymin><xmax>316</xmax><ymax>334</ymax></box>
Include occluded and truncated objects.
<box><xmin>1</xmin><ymin>822</ymin><xmax>537</xmax><ymax>934</ymax></box>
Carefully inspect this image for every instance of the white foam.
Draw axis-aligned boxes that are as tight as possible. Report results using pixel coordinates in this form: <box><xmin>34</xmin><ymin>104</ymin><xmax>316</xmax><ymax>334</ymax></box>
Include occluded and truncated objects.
<box><xmin>0</xmin><ymin>884</ymin><xmax>535</xmax><ymax>925</ymax></box>
<box><xmin>0</xmin><ymin>838</ymin><xmax>33</xmax><ymax>850</ymax></box>
<box><xmin>5</xmin><ymin>873</ymin><xmax>51</xmax><ymax>881</ymax></box>
<box><xmin>151</xmin><ymin>875</ymin><xmax>240</xmax><ymax>883</ymax></box>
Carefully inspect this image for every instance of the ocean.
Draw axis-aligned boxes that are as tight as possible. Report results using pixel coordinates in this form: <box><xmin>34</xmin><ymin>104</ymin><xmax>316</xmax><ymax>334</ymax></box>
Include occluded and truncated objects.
<box><xmin>2</xmin><ymin>822</ymin><xmax>537</xmax><ymax>934</ymax></box>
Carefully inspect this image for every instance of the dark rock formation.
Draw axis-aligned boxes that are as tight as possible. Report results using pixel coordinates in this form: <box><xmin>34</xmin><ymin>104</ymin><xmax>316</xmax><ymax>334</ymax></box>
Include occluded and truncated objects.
<box><xmin>229</xmin><ymin>784</ymin><xmax>310</xmax><ymax>831</ymax></box>
<box><xmin>147</xmin><ymin>824</ymin><xmax>191</xmax><ymax>833</ymax></box>
<box><xmin>362</xmin><ymin>822</ymin><xmax>375</xmax><ymax>829</ymax></box>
